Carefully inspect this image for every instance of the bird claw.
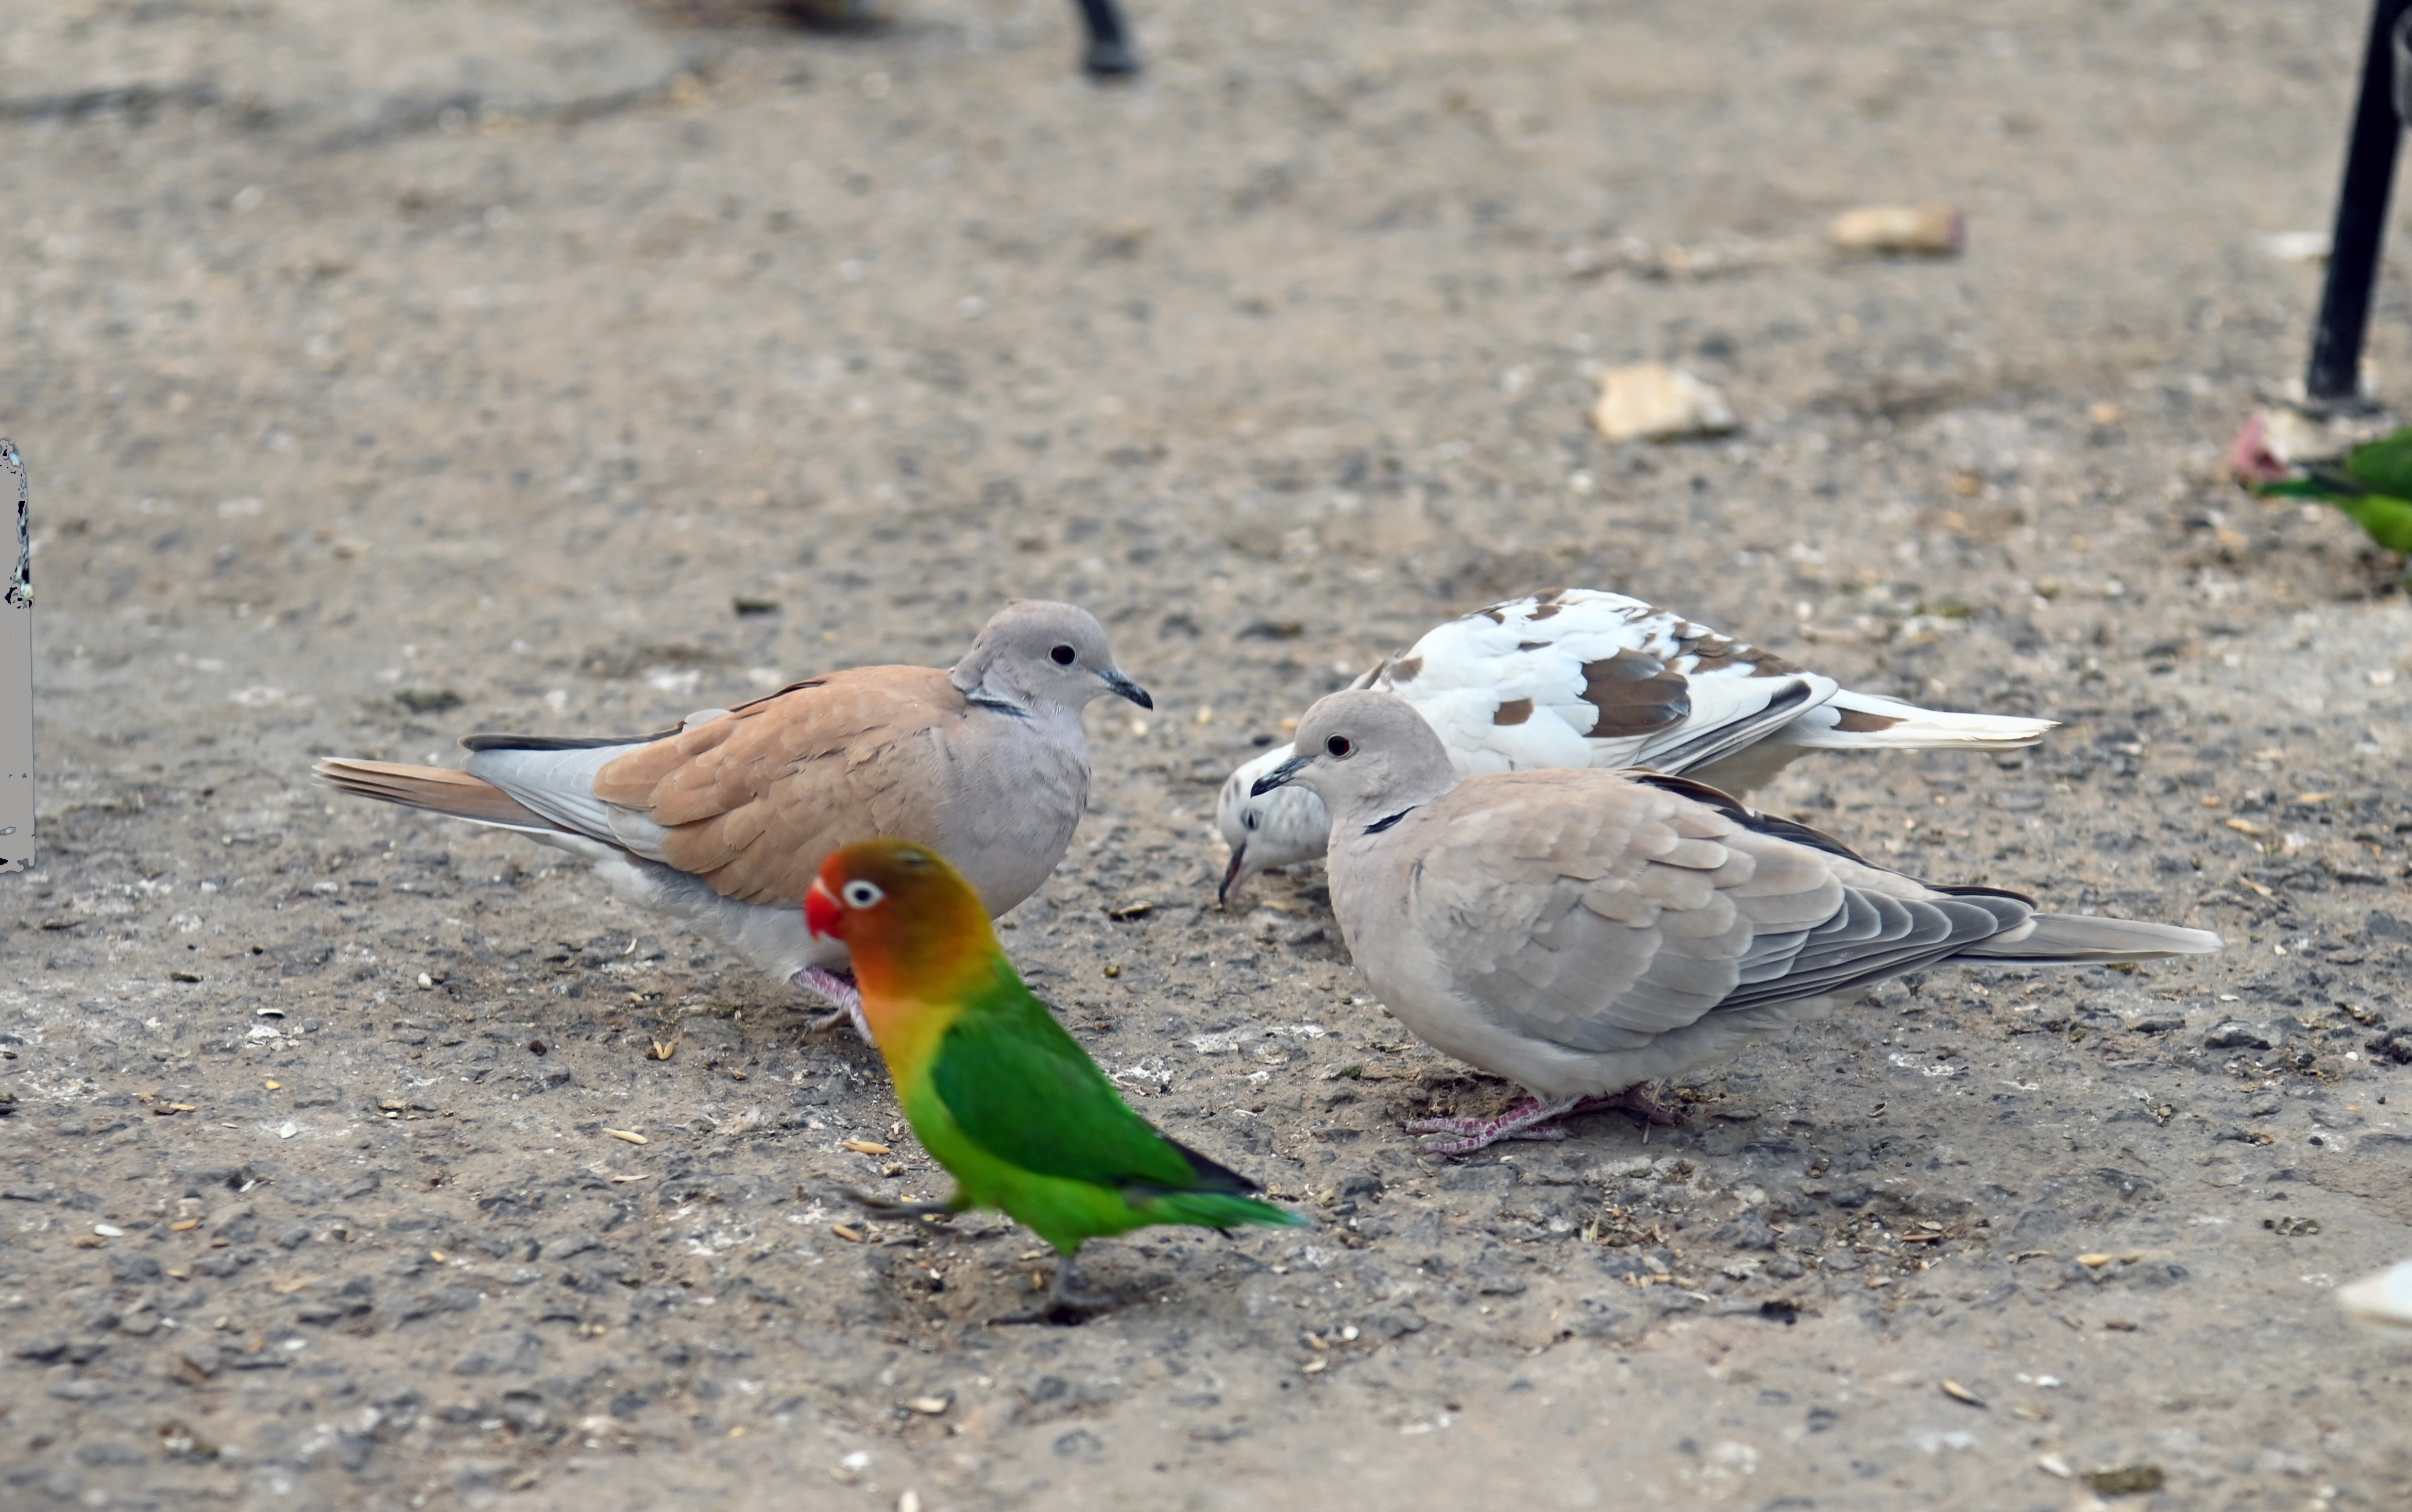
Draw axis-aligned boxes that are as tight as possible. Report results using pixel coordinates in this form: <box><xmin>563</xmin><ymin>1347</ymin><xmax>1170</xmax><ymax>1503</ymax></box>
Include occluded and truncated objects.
<box><xmin>1402</xmin><ymin>1086</ymin><xmax>1676</xmax><ymax>1156</ymax></box>
<box><xmin>839</xmin><ymin>1186</ymin><xmax>959</xmax><ymax>1225</ymax></box>
<box><xmin>988</xmin><ymin>1258</ymin><xmax>1118</xmax><ymax>1326</ymax></box>
<box><xmin>792</xmin><ymin>966</ymin><xmax>874</xmax><ymax>1044</ymax></box>
<box><xmin>988</xmin><ymin>1293</ymin><xmax>1117</xmax><ymax>1327</ymax></box>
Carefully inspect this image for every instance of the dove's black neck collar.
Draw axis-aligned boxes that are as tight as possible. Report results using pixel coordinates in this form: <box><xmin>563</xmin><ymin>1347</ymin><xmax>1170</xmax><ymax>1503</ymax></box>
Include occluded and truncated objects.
<box><xmin>964</xmin><ymin>690</ymin><xmax>1034</xmax><ymax>720</ymax></box>
<box><xmin>1364</xmin><ymin>806</ymin><xmax>1418</xmax><ymax>835</ymax></box>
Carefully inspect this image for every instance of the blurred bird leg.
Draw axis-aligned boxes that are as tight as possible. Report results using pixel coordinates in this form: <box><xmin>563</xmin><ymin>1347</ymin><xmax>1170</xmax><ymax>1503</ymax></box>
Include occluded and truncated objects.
<box><xmin>793</xmin><ymin>965</ymin><xmax>871</xmax><ymax>1042</ymax></box>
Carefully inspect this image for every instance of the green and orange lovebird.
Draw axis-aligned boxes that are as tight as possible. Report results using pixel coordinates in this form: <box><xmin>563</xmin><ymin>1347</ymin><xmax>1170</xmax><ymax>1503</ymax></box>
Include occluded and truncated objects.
<box><xmin>804</xmin><ymin>840</ymin><xmax>1304</xmax><ymax>1321</ymax></box>
<box><xmin>2234</xmin><ymin>412</ymin><xmax>2412</xmax><ymax>567</ymax></box>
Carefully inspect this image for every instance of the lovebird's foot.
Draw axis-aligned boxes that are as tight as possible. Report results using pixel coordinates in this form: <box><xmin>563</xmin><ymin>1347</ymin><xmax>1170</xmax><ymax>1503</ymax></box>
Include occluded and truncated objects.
<box><xmin>990</xmin><ymin>1255</ymin><xmax>1118</xmax><ymax>1326</ymax></box>
<box><xmin>1405</xmin><ymin>1084</ymin><xmax>1677</xmax><ymax>1156</ymax></box>
<box><xmin>792</xmin><ymin>966</ymin><xmax>872</xmax><ymax>1043</ymax></box>
<box><xmin>842</xmin><ymin>1186</ymin><xmax>961</xmax><ymax>1225</ymax></box>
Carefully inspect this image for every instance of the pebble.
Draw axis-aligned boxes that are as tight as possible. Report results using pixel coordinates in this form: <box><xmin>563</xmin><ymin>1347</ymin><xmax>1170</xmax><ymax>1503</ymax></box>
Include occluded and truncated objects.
<box><xmin>1827</xmin><ymin>203</ymin><xmax>1963</xmax><ymax>257</ymax></box>
<box><xmin>1591</xmin><ymin>363</ymin><xmax>1737</xmax><ymax>444</ymax></box>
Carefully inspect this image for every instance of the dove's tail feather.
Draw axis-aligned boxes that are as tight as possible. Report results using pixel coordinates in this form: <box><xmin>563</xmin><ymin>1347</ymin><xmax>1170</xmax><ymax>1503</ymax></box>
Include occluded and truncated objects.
<box><xmin>1961</xmin><ymin>913</ymin><xmax>2224</xmax><ymax>964</ymax></box>
<box><xmin>313</xmin><ymin>759</ymin><xmax>566</xmax><ymax>837</ymax></box>
<box><xmin>1779</xmin><ymin>692</ymin><xmax>2057</xmax><ymax>752</ymax></box>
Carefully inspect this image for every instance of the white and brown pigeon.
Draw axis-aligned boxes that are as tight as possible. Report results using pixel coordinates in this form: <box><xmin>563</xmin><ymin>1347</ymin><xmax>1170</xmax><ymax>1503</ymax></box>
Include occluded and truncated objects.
<box><xmin>1216</xmin><ymin>588</ymin><xmax>2055</xmax><ymax>903</ymax></box>
<box><xmin>1254</xmin><ymin>690</ymin><xmax>2220</xmax><ymax>1154</ymax></box>
<box><xmin>315</xmin><ymin>600</ymin><xmax>1150</xmax><ymax>1033</ymax></box>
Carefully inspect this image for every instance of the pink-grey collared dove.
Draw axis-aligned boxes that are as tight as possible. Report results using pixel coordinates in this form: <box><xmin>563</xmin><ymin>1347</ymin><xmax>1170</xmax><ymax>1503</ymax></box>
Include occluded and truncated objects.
<box><xmin>316</xmin><ymin>600</ymin><xmax>1149</xmax><ymax>1033</ymax></box>
<box><xmin>1254</xmin><ymin>690</ymin><xmax>2221</xmax><ymax>1154</ymax></box>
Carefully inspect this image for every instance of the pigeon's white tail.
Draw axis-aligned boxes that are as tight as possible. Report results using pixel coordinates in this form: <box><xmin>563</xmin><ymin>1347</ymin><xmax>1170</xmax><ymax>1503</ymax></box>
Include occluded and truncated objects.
<box><xmin>1963</xmin><ymin>913</ymin><xmax>2223</xmax><ymax>964</ymax></box>
<box><xmin>1780</xmin><ymin>691</ymin><xmax>2056</xmax><ymax>752</ymax></box>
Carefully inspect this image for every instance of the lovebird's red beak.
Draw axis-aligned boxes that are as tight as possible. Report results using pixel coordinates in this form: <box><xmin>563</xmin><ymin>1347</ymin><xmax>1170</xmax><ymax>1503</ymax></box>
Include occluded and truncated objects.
<box><xmin>803</xmin><ymin>877</ymin><xmax>844</xmax><ymax>942</ymax></box>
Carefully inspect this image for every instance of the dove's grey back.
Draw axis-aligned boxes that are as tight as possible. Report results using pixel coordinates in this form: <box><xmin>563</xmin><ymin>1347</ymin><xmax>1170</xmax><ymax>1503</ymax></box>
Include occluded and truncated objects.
<box><xmin>1328</xmin><ymin>765</ymin><xmax>2212</xmax><ymax>1097</ymax></box>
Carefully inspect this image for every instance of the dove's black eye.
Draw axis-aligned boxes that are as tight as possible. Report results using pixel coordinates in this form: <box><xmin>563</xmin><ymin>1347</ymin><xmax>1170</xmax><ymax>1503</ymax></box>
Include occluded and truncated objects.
<box><xmin>1049</xmin><ymin>644</ymin><xmax>1077</xmax><ymax>666</ymax></box>
<box><xmin>1325</xmin><ymin>735</ymin><xmax>1353</xmax><ymax>758</ymax></box>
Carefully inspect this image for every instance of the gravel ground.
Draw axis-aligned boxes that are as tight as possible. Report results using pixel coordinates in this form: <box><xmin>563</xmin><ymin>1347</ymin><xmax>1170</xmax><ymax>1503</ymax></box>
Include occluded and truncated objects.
<box><xmin>5</xmin><ymin>0</ymin><xmax>2411</xmax><ymax>1507</ymax></box>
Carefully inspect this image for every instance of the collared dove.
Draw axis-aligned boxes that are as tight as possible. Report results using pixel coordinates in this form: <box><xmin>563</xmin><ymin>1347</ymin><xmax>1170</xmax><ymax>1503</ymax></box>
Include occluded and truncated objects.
<box><xmin>1253</xmin><ymin>690</ymin><xmax>2221</xmax><ymax>1154</ymax></box>
<box><xmin>1216</xmin><ymin>588</ymin><xmax>2056</xmax><ymax>903</ymax></box>
<box><xmin>315</xmin><ymin>600</ymin><xmax>1150</xmax><ymax>1033</ymax></box>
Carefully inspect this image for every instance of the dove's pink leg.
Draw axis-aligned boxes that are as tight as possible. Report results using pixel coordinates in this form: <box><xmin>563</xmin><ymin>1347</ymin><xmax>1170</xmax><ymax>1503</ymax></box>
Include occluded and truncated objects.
<box><xmin>1406</xmin><ymin>1084</ymin><xmax>1678</xmax><ymax>1156</ymax></box>
<box><xmin>792</xmin><ymin>966</ymin><xmax>873</xmax><ymax>1044</ymax></box>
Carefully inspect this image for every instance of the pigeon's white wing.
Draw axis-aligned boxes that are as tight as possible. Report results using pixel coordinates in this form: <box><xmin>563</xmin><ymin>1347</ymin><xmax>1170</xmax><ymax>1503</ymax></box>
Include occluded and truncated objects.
<box><xmin>1378</xmin><ymin>588</ymin><xmax>1838</xmax><ymax>779</ymax></box>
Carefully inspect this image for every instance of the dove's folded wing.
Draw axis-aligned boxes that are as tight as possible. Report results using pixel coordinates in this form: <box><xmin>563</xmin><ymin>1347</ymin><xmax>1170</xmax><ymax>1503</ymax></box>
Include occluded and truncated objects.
<box><xmin>1402</xmin><ymin>772</ymin><xmax>2029</xmax><ymax>1054</ymax></box>
<box><xmin>587</xmin><ymin>668</ymin><xmax>968</xmax><ymax>908</ymax></box>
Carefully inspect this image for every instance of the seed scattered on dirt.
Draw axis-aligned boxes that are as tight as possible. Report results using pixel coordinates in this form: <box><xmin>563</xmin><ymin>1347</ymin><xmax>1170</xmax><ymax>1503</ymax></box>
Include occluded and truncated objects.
<box><xmin>169</xmin><ymin>1219</ymin><xmax>200</xmax><ymax>1232</ymax></box>
<box><xmin>647</xmin><ymin>1040</ymin><xmax>676</xmax><ymax>1061</ymax></box>
<box><xmin>604</xmin><ymin>1129</ymin><xmax>648</xmax><ymax>1145</ymax></box>
<box><xmin>2037</xmin><ymin>1454</ymin><xmax>2075</xmax><ymax>1479</ymax></box>
<box><xmin>263</xmin><ymin>1080</ymin><xmax>281</xmax><ymax>1091</ymax></box>
<box><xmin>903</xmin><ymin>1396</ymin><xmax>950</xmax><ymax>1415</ymax></box>
<box><xmin>831</xmin><ymin>1224</ymin><xmax>866</xmax><ymax>1244</ymax></box>
<box><xmin>843</xmin><ymin>1140</ymin><xmax>892</xmax><ymax>1156</ymax></box>
<box><xmin>1940</xmin><ymin>1380</ymin><xmax>1986</xmax><ymax>1408</ymax></box>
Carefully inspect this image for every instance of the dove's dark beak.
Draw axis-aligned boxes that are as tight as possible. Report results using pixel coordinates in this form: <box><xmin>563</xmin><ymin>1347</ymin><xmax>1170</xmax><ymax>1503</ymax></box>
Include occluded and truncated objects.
<box><xmin>1102</xmin><ymin>670</ymin><xmax>1153</xmax><ymax>710</ymax></box>
<box><xmin>1217</xmin><ymin>844</ymin><xmax>1251</xmax><ymax>907</ymax></box>
<box><xmin>1250</xmin><ymin>755</ymin><xmax>1310</xmax><ymax>797</ymax></box>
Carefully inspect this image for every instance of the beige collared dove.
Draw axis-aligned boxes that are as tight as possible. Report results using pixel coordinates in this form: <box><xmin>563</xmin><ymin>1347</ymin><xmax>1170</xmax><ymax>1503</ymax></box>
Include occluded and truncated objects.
<box><xmin>1254</xmin><ymin>690</ymin><xmax>2221</xmax><ymax>1153</ymax></box>
<box><xmin>1216</xmin><ymin>587</ymin><xmax>2055</xmax><ymax>903</ymax></box>
<box><xmin>315</xmin><ymin>600</ymin><xmax>1150</xmax><ymax>1033</ymax></box>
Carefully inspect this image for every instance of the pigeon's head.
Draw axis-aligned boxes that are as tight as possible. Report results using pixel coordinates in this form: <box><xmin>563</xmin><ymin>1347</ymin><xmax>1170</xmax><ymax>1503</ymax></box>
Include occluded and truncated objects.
<box><xmin>952</xmin><ymin>600</ymin><xmax>1152</xmax><ymax>716</ymax></box>
<box><xmin>1252</xmin><ymin>691</ymin><xmax>1458</xmax><ymax>825</ymax></box>
<box><xmin>1215</xmin><ymin>744</ymin><xmax>1333</xmax><ymax>905</ymax></box>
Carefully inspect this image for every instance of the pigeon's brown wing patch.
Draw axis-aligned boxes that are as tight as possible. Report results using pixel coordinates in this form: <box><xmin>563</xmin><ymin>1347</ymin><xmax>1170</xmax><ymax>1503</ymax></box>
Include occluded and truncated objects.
<box><xmin>1577</xmin><ymin>649</ymin><xmax>1693</xmax><ymax>737</ymax></box>
<box><xmin>593</xmin><ymin>666</ymin><xmax>970</xmax><ymax>907</ymax></box>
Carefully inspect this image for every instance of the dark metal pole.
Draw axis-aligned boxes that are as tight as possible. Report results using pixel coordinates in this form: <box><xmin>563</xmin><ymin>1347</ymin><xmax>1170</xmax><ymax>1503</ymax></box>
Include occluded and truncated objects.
<box><xmin>1072</xmin><ymin>0</ymin><xmax>1139</xmax><ymax>77</ymax></box>
<box><xmin>2306</xmin><ymin>0</ymin><xmax>2412</xmax><ymax>404</ymax></box>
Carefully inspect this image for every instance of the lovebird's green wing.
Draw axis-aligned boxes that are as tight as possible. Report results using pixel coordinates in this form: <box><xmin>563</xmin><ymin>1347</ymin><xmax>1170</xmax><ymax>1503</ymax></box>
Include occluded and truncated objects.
<box><xmin>2340</xmin><ymin>427</ymin><xmax>2412</xmax><ymax>499</ymax></box>
<box><xmin>929</xmin><ymin>982</ymin><xmax>1256</xmax><ymax>1199</ymax></box>
<box><xmin>2336</xmin><ymin>495</ymin><xmax>2412</xmax><ymax>553</ymax></box>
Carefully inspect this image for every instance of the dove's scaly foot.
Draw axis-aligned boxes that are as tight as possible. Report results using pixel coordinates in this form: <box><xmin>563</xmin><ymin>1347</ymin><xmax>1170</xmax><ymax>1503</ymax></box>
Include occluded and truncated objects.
<box><xmin>793</xmin><ymin>966</ymin><xmax>872</xmax><ymax>1043</ymax></box>
<box><xmin>990</xmin><ymin>1254</ymin><xmax>1117</xmax><ymax>1327</ymax></box>
<box><xmin>1406</xmin><ymin>1093</ymin><xmax>1586</xmax><ymax>1154</ymax></box>
<box><xmin>1406</xmin><ymin>1084</ymin><xmax>1678</xmax><ymax>1156</ymax></box>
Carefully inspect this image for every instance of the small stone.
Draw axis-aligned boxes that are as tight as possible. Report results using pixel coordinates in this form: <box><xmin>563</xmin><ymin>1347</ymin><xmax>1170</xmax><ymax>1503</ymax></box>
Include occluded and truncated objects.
<box><xmin>1591</xmin><ymin>363</ymin><xmax>1737</xmax><ymax>444</ymax></box>
<box><xmin>1827</xmin><ymin>203</ymin><xmax>1964</xmax><ymax>257</ymax></box>
<box><xmin>2204</xmin><ymin>1021</ymin><xmax>2271</xmax><ymax>1050</ymax></box>
<box><xmin>2082</xmin><ymin>1465</ymin><xmax>2165</xmax><ymax>1496</ymax></box>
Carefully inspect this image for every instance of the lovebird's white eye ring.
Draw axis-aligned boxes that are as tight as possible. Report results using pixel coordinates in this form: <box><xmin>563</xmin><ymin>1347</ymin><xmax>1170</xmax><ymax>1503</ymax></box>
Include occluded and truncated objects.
<box><xmin>841</xmin><ymin>879</ymin><xmax>885</xmax><ymax>909</ymax></box>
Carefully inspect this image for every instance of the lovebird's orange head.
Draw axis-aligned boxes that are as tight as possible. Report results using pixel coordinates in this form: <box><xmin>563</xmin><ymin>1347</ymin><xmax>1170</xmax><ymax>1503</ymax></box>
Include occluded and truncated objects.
<box><xmin>804</xmin><ymin>840</ymin><xmax>1000</xmax><ymax>1014</ymax></box>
